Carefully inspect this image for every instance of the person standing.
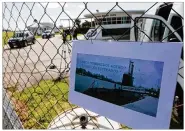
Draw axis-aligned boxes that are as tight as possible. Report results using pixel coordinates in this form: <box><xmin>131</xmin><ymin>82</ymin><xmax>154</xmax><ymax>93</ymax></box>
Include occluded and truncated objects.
<box><xmin>73</xmin><ymin>28</ymin><xmax>78</xmax><ymax>40</ymax></box>
<box><xmin>69</xmin><ymin>29</ymin><xmax>72</xmax><ymax>40</ymax></box>
<box><xmin>62</xmin><ymin>31</ymin><xmax>67</xmax><ymax>44</ymax></box>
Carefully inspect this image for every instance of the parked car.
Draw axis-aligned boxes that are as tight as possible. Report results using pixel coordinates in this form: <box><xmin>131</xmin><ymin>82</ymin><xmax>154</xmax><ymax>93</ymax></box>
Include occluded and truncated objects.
<box><xmin>8</xmin><ymin>31</ymin><xmax>35</xmax><ymax>48</ymax></box>
<box><xmin>42</xmin><ymin>30</ymin><xmax>55</xmax><ymax>39</ymax></box>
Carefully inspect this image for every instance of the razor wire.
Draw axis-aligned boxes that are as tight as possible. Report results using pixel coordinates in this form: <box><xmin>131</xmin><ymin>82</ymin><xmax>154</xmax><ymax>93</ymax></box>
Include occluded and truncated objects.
<box><xmin>2</xmin><ymin>2</ymin><xmax>184</xmax><ymax>129</ymax></box>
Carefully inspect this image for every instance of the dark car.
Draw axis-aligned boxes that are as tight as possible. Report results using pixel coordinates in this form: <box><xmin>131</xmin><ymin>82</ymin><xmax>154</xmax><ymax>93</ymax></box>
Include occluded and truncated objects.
<box><xmin>8</xmin><ymin>31</ymin><xmax>36</xmax><ymax>48</ymax></box>
<box><xmin>42</xmin><ymin>30</ymin><xmax>55</xmax><ymax>39</ymax></box>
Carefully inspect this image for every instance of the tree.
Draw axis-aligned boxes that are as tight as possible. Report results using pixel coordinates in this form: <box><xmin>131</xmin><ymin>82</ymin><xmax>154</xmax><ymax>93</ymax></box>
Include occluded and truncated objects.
<box><xmin>75</xmin><ymin>19</ymin><xmax>81</xmax><ymax>29</ymax></box>
<box><xmin>82</xmin><ymin>21</ymin><xmax>90</xmax><ymax>28</ymax></box>
<box><xmin>82</xmin><ymin>20</ymin><xmax>95</xmax><ymax>28</ymax></box>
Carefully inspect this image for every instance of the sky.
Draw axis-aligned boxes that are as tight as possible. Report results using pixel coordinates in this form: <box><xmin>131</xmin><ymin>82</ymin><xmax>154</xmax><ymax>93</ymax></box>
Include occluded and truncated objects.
<box><xmin>2</xmin><ymin>2</ymin><xmax>160</xmax><ymax>30</ymax></box>
<box><xmin>76</xmin><ymin>53</ymin><xmax>164</xmax><ymax>89</ymax></box>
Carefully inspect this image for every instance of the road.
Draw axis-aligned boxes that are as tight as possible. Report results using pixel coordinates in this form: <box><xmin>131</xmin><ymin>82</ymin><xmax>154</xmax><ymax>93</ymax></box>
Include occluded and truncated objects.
<box><xmin>123</xmin><ymin>96</ymin><xmax>158</xmax><ymax>117</ymax></box>
<box><xmin>3</xmin><ymin>35</ymin><xmax>73</xmax><ymax>91</ymax></box>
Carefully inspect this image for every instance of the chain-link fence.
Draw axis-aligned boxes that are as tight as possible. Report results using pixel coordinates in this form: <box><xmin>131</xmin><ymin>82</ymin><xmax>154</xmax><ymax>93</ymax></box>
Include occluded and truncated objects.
<box><xmin>2</xmin><ymin>2</ymin><xmax>184</xmax><ymax>129</ymax></box>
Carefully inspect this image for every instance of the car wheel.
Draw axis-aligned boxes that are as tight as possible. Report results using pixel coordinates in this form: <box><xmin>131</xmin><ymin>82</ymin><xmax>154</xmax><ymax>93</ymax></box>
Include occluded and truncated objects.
<box><xmin>9</xmin><ymin>44</ymin><xmax>14</xmax><ymax>49</ymax></box>
<box><xmin>32</xmin><ymin>39</ymin><xmax>35</xmax><ymax>44</ymax></box>
<box><xmin>23</xmin><ymin>41</ymin><xmax>28</xmax><ymax>47</ymax></box>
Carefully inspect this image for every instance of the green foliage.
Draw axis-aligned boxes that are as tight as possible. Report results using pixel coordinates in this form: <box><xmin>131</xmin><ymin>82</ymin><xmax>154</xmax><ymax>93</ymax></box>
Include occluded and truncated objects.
<box><xmin>12</xmin><ymin>80</ymin><xmax>76</xmax><ymax>129</ymax></box>
<box><xmin>120</xmin><ymin>124</ymin><xmax>132</xmax><ymax>129</ymax></box>
<box><xmin>81</xmin><ymin>20</ymin><xmax>95</xmax><ymax>28</ymax></box>
<box><xmin>75</xmin><ymin>19</ymin><xmax>81</xmax><ymax>28</ymax></box>
<box><xmin>2</xmin><ymin>31</ymin><xmax>14</xmax><ymax>46</ymax></box>
<box><xmin>65</xmin><ymin>33</ymin><xmax>83</xmax><ymax>40</ymax></box>
<box><xmin>35</xmin><ymin>35</ymin><xmax>41</xmax><ymax>38</ymax></box>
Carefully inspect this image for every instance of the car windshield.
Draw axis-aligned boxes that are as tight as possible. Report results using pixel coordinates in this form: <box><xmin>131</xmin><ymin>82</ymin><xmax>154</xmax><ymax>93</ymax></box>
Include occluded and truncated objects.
<box><xmin>44</xmin><ymin>30</ymin><xmax>51</xmax><ymax>33</ymax></box>
<box><xmin>14</xmin><ymin>33</ymin><xmax>24</xmax><ymax>37</ymax></box>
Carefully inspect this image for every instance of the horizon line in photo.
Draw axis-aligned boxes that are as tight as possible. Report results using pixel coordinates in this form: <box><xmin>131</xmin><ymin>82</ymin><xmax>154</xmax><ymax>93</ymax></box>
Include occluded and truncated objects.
<box><xmin>76</xmin><ymin>53</ymin><xmax>164</xmax><ymax>90</ymax></box>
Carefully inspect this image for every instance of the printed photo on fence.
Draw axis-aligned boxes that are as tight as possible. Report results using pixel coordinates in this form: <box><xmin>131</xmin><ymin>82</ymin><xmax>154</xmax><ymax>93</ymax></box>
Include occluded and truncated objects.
<box><xmin>75</xmin><ymin>53</ymin><xmax>164</xmax><ymax>117</ymax></box>
<box><xmin>70</xmin><ymin>40</ymin><xmax>182</xmax><ymax>129</ymax></box>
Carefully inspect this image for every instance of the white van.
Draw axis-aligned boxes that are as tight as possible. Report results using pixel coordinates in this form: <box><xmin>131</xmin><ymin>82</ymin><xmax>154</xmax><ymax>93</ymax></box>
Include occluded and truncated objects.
<box><xmin>134</xmin><ymin>2</ymin><xmax>183</xmax><ymax>126</ymax></box>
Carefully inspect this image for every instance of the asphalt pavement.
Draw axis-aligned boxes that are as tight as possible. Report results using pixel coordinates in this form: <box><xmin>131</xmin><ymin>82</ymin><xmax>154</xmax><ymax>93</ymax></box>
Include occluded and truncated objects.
<box><xmin>3</xmin><ymin>35</ymin><xmax>72</xmax><ymax>91</ymax></box>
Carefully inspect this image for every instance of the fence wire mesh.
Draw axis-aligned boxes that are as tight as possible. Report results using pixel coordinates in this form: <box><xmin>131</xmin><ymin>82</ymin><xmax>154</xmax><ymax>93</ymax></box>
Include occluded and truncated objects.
<box><xmin>2</xmin><ymin>2</ymin><xmax>184</xmax><ymax>129</ymax></box>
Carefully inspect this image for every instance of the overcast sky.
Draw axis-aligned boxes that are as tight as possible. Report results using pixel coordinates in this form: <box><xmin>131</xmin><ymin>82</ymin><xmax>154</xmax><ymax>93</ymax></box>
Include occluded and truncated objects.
<box><xmin>2</xmin><ymin>2</ymin><xmax>160</xmax><ymax>30</ymax></box>
<box><xmin>77</xmin><ymin>53</ymin><xmax>163</xmax><ymax>89</ymax></box>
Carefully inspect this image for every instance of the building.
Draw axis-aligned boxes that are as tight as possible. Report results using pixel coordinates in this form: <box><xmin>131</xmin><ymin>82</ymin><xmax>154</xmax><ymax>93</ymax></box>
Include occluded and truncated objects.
<box><xmin>84</xmin><ymin>10</ymin><xmax>145</xmax><ymax>40</ymax></box>
<box><xmin>27</xmin><ymin>22</ymin><xmax>60</xmax><ymax>35</ymax></box>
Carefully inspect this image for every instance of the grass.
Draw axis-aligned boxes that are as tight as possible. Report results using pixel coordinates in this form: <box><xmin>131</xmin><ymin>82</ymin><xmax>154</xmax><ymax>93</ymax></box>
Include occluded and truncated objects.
<box><xmin>7</xmin><ymin>78</ymin><xmax>132</xmax><ymax>129</ymax></box>
<box><xmin>66</xmin><ymin>33</ymin><xmax>83</xmax><ymax>40</ymax></box>
<box><xmin>120</xmin><ymin>124</ymin><xmax>132</xmax><ymax>129</ymax></box>
<box><xmin>10</xmin><ymin>79</ymin><xmax>76</xmax><ymax>129</ymax></box>
<box><xmin>35</xmin><ymin>35</ymin><xmax>41</xmax><ymax>39</ymax></box>
<box><xmin>2</xmin><ymin>31</ymin><xmax>14</xmax><ymax>47</ymax></box>
<box><xmin>66</xmin><ymin>35</ymin><xmax>72</xmax><ymax>40</ymax></box>
<box><xmin>55</xmin><ymin>32</ymin><xmax>60</xmax><ymax>35</ymax></box>
<box><xmin>77</xmin><ymin>33</ymin><xmax>83</xmax><ymax>36</ymax></box>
